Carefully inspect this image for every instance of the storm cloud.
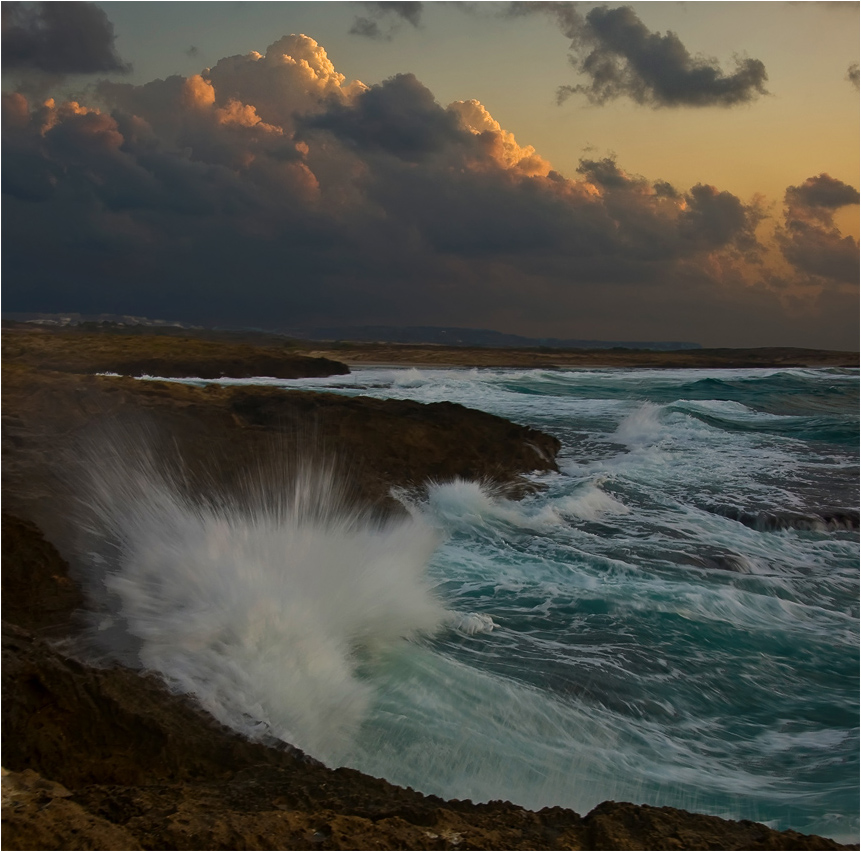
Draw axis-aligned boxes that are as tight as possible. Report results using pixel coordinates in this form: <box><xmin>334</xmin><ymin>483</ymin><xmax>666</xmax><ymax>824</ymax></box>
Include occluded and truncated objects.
<box><xmin>1</xmin><ymin>34</ymin><xmax>856</xmax><ymax>347</ymax></box>
<box><xmin>511</xmin><ymin>2</ymin><xmax>768</xmax><ymax>108</ymax></box>
<box><xmin>2</xmin><ymin>2</ymin><xmax>130</xmax><ymax>75</ymax></box>
<box><xmin>349</xmin><ymin>2</ymin><xmax>424</xmax><ymax>40</ymax></box>
<box><xmin>778</xmin><ymin>174</ymin><xmax>860</xmax><ymax>284</ymax></box>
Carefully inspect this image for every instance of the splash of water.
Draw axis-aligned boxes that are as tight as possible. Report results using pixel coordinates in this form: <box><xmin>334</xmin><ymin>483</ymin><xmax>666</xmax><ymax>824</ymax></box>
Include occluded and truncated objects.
<box><xmin>75</xmin><ymin>428</ymin><xmax>449</xmax><ymax>759</ymax></box>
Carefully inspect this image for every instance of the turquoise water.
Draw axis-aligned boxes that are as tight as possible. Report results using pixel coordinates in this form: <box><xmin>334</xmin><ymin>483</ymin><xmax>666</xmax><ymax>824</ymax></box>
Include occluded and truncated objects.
<box><xmin>129</xmin><ymin>366</ymin><xmax>859</xmax><ymax>841</ymax></box>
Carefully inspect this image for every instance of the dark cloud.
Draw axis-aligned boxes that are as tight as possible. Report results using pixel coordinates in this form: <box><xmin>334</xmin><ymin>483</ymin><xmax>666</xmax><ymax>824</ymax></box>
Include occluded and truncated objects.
<box><xmin>577</xmin><ymin>157</ymin><xmax>638</xmax><ymax>190</ymax></box>
<box><xmin>848</xmin><ymin>63</ymin><xmax>859</xmax><ymax>89</ymax></box>
<box><xmin>1</xmin><ymin>2</ymin><xmax>130</xmax><ymax>75</ymax></box>
<box><xmin>1</xmin><ymin>35</ymin><xmax>855</xmax><ymax>348</ymax></box>
<box><xmin>680</xmin><ymin>183</ymin><xmax>762</xmax><ymax>252</ymax></box>
<box><xmin>653</xmin><ymin>180</ymin><xmax>680</xmax><ymax>199</ymax></box>
<box><xmin>510</xmin><ymin>2</ymin><xmax>768</xmax><ymax>108</ymax></box>
<box><xmin>778</xmin><ymin>174</ymin><xmax>860</xmax><ymax>284</ymax></box>
<box><xmin>349</xmin><ymin>2</ymin><xmax>423</xmax><ymax>40</ymax></box>
<box><xmin>304</xmin><ymin>73</ymin><xmax>470</xmax><ymax>162</ymax></box>
<box><xmin>785</xmin><ymin>173</ymin><xmax>860</xmax><ymax>212</ymax></box>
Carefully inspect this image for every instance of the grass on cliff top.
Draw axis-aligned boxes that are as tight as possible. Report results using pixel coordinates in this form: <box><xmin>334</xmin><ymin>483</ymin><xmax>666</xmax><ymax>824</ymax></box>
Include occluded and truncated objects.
<box><xmin>1</xmin><ymin>323</ymin><xmax>342</xmax><ymax>376</ymax></box>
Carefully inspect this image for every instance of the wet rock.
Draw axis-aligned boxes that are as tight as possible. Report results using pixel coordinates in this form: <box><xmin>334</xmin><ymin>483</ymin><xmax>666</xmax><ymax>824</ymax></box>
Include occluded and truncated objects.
<box><xmin>711</xmin><ymin>505</ymin><xmax>859</xmax><ymax>533</ymax></box>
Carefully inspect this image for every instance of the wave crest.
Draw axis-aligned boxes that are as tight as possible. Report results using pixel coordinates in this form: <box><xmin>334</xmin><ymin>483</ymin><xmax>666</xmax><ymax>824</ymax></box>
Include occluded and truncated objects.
<box><xmin>76</xmin><ymin>427</ymin><xmax>447</xmax><ymax>759</ymax></box>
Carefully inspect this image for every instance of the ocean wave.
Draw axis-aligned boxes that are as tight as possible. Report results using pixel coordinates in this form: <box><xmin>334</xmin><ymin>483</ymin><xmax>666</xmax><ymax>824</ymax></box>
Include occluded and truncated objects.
<box><xmin>75</xmin><ymin>430</ymin><xmax>448</xmax><ymax>759</ymax></box>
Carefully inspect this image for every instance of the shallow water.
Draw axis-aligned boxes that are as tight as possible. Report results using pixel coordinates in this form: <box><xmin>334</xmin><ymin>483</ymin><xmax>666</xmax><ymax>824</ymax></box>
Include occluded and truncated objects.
<box><xmin>100</xmin><ymin>366</ymin><xmax>858</xmax><ymax>841</ymax></box>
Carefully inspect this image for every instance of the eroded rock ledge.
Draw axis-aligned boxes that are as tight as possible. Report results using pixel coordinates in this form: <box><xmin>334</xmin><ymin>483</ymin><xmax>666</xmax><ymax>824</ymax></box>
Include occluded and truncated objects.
<box><xmin>2</xmin><ymin>323</ymin><xmax>351</xmax><ymax>379</ymax></box>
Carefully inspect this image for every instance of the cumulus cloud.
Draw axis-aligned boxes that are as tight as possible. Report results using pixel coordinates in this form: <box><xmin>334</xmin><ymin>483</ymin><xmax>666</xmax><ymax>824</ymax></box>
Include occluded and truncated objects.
<box><xmin>1</xmin><ymin>1</ymin><xmax>130</xmax><ymax>75</ymax></box>
<box><xmin>449</xmin><ymin>99</ymin><xmax>552</xmax><ymax>176</ymax></box>
<box><xmin>510</xmin><ymin>2</ymin><xmax>768</xmax><ymax>108</ymax></box>
<box><xmin>778</xmin><ymin>174</ymin><xmax>860</xmax><ymax>284</ymax></box>
<box><xmin>1</xmin><ymin>34</ymin><xmax>855</xmax><ymax>347</ymax></box>
<box><xmin>350</xmin><ymin>2</ymin><xmax>423</xmax><ymax>40</ymax></box>
<box><xmin>303</xmin><ymin>73</ymin><xmax>468</xmax><ymax>163</ymax></box>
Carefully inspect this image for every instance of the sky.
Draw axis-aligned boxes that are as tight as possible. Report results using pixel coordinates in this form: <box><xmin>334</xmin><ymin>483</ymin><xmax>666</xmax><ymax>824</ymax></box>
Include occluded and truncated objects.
<box><xmin>2</xmin><ymin>1</ymin><xmax>859</xmax><ymax>348</ymax></box>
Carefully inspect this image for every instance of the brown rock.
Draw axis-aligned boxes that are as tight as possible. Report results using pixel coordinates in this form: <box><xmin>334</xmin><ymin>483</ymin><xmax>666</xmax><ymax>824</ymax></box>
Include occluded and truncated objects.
<box><xmin>2</xmin><ymin>324</ymin><xmax>350</xmax><ymax>379</ymax></box>
<box><xmin>2</xmin><ymin>769</ymin><xmax>141</xmax><ymax>851</ymax></box>
<box><xmin>2</xmin><ymin>514</ymin><xmax>84</xmax><ymax>634</ymax></box>
<box><xmin>2</xmin><ymin>365</ymin><xmax>560</xmax><ymax>549</ymax></box>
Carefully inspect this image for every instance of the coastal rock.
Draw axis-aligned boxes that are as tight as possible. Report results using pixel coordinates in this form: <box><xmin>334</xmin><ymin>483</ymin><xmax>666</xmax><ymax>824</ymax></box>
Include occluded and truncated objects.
<box><xmin>2</xmin><ymin>366</ymin><xmax>560</xmax><ymax>549</ymax></box>
<box><xmin>2</xmin><ymin>769</ymin><xmax>141</xmax><ymax>851</ymax></box>
<box><xmin>710</xmin><ymin>504</ymin><xmax>860</xmax><ymax>533</ymax></box>
<box><xmin>1</xmin><ymin>514</ymin><xmax>83</xmax><ymax>634</ymax></box>
<box><xmin>3</xmin><ymin>624</ymin><xmax>852</xmax><ymax>850</ymax></box>
<box><xmin>2</xmin><ymin>324</ymin><xmax>350</xmax><ymax>379</ymax></box>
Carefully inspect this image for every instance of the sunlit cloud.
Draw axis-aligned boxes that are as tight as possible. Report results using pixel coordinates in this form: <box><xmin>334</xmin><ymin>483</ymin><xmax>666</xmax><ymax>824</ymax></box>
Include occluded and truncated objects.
<box><xmin>1</xmin><ymin>30</ymin><xmax>856</xmax><ymax>347</ymax></box>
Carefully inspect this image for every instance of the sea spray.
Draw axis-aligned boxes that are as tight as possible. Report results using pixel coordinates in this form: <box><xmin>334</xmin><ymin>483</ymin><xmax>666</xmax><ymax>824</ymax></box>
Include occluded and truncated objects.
<box><xmin>74</xmin><ymin>424</ymin><xmax>449</xmax><ymax>759</ymax></box>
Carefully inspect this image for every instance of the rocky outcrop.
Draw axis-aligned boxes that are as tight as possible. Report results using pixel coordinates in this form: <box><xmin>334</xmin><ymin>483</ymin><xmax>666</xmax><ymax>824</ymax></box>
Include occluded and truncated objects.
<box><xmin>2</xmin><ymin>365</ymin><xmax>560</xmax><ymax>548</ymax></box>
<box><xmin>1</xmin><ymin>515</ymin><xmax>83</xmax><ymax>634</ymax></box>
<box><xmin>709</xmin><ymin>505</ymin><xmax>860</xmax><ymax>533</ymax></box>
<box><xmin>2</xmin><ymin>323</ymin><xmax>350</xmax><ymax>379</ymax></box>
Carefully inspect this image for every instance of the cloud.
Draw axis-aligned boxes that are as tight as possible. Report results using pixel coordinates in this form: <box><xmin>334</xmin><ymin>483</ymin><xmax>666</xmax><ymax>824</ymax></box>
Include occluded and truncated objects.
<box><xmin>1</xmin><ymin>1</ymin><xmax>130</xmax><ymax>75</ymax></box>
<box><xmin>303</xmin><ymin>73</ymin><xmax>469</xmax><ymax>163</ymax></box>
<box><xmin>1</xmin><ymin>34</ymin><xmax>856</xmax><ymax>348</ymax></box>
<box><xmin>778</xmin><ymin>174</ymin><xmax>860</xmax><ymax>284</ymax></box>
<box><xmin>450</xmin><ymin>99</ymin><xmax>551</xmax><ymax>176</ymax></box>
<box><xmin>848</xmin><ymin>63</ymin><xmax>860</xmax><ymax>89</ymax></box>
<box><xmin>510</xmin><ymin>2</ymin><xmax>768</xmax><ymax>108</ymax></box>
<box><xmin>350</xmin><ymin>2</ymin><xmax>423</xmax><ymax>40</ymax></box>
<box><xmin>785</xmin><ymin>173</ymin><xmax>860</xmax><ymax>212</ymax></box>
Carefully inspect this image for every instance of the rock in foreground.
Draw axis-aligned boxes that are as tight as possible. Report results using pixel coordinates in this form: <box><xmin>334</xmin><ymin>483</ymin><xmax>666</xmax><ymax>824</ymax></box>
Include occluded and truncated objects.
<box><xmin>3</xmin><ymin>622</ymin><xmax>850</xmax><ymax>850</ymax></box>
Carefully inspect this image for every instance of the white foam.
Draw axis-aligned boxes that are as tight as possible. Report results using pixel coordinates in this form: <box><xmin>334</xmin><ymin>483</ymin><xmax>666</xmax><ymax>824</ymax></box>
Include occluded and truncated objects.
<box><xmin>419</xmin><ymin>478</ymin><xmax>563</xmax><ymax>532</ymax></box>
<box><xmin>553</xmin><ymin>481</ymin><xmax>630</xmax><ymax>521</ymax></box>
<box><xmin>447</xmin><ymin>611</ymin><xmax>497</xmax><ymax>635</ymax></box>
<box><xmin>77</xmin><ymin>435</ymin><xmax>447</xmax><ymax>758</ymax></box>
<box><xmin>613</xmin><ymin>402</ymin><xmax>666</xmax><ymax>446</ymax></box>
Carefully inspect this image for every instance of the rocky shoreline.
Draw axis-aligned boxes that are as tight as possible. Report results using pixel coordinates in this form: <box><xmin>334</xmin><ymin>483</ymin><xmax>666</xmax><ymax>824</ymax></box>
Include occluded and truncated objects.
<box><xmin>2</xmin><ymin>326</ymin><xmax>856</xmax><ymax>850</ymax></box>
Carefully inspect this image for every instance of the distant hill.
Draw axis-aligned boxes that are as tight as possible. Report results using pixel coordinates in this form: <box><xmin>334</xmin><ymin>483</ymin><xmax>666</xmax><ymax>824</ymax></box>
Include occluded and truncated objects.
<box><xmin>2</xmin><ymin>314</ymin><xmax>701</xmax><ymax>351</ymax></box>
<box><xmin>3</xmin><ymin>311</ymin><xmax>202</xmax><ymax>330</ymax></box>
<box><xmin>293</xmin><ymin>326</ymin><xmax>702</xmax><ymax>351</ymax></box>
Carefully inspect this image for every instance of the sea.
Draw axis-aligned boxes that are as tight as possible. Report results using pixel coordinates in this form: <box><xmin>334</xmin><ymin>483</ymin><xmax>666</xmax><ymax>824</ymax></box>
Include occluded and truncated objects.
<box><xmin>88</xmin><ymin>366</ymin><xmax>859</xmax><ymax>842</ymax></box>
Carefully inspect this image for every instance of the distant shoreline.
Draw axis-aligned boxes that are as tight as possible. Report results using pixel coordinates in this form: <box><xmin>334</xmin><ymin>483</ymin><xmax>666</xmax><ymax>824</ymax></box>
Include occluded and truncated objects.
<box><xmin>3</xmin><ymin>321</ymin><xmax>857</xmax><ymax>372</ymax></box>
<box><xmin>303</xmin><ymin>344</ymin><xmax>859</xmax><ymax>371</ymax></box>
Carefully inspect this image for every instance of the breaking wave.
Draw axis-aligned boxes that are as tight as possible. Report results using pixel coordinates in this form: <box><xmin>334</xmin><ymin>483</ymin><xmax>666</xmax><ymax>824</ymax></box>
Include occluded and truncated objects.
<box><xmin>74</xmin><ymin>427</ymin><xmax>451</xmax><ymax>759</ymax></box>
